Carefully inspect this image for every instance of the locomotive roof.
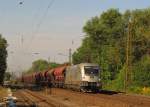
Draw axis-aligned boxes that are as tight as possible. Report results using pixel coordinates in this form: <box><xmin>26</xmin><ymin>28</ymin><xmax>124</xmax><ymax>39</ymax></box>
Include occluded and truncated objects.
<box><xmin>77</xmin><ymin>63</ymin><xmax>99</xmax><ymax>67</ymax></box>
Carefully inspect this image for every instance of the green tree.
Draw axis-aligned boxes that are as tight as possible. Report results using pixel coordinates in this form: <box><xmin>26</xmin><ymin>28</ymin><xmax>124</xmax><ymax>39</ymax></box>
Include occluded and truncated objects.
<box><xmin>73</xmin><ymin>8</ymin><xmax>150</xmax><ymax>91</ymax></box>
<box><xmin>0</xmin><ymin>34</ymin><xmax>7</xmax><ymax>85</ymax></box>
<box><xmin>133</xmin><ymin>55</ymin><xmax>150</xmax><ymax>87</ymax></box>
<box><xmin>73</xmin><ymin>9</ymin><xmax>125</xmax><ymax>82</ymax></box>
<box><xmin>27</xmin><ymin>59</ymin><xmax>60</xmax><ymax>73</ymax></box>
<box><xmin>72</xmin><ymin>37</ymin><xmax>93</xmax><ymax>64</ymax></box>
<box><xmin>49</xmin><ymin>62</ymin><xmax>60</xmax><ymax>68</ymax></box>
<box><xmin>32</xmin><ymin>59</ymin><xmax>49</xmax><ymax>72</ymax></box>
<box><xmin>130</xmin><ymin>9</ymin><xmax>150</xmax><ymax>62</ymax></box>
<box><xmin>4</xmin><ymin>72</ymin><xmax>11</xmax><ymax>81</ymax></box>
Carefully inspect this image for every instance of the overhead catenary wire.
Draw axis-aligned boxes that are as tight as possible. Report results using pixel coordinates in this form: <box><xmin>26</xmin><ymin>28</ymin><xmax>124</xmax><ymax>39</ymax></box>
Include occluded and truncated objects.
<box><xmin>18</xmin><ymin>0</ymin><xmax>42</xmax><ymax>54</ymax></box>
<box><xmin>27</xmin><ymin>0</ymin><xmax>55</xmax><ymax>51</ymax></box>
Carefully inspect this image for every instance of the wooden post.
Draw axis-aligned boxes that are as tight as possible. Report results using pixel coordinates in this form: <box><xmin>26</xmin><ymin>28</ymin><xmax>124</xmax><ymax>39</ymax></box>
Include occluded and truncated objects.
<box><xmin>125</xmin><ymin>20</ymin><xmax>132</xmax><ymax>93</ymax></box>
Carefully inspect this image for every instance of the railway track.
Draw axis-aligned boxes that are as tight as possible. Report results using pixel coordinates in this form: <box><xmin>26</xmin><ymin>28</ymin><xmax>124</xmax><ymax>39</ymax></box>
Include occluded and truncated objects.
<box><xmin>13</xmin><ymin>88</ymin><xmax>150</xmax><ymax>107</ymax></box>
<box><xmin>14</xmin><ymin>90</ymin><xmax>56</xmax><ymax>107</ymax></box>
<box><xmin>14</xmin><ymin>89</ymin><xmax>74</xmax><ymax>107</ymax></box>
<box><xmin>24</xmin><ymin>90</ymin><xmax>57</xmax><ymax>107</ymax></box>
<box><xmin>15</xmin><ymin>91</ymin><xmax>37</xmax><ymax>106</ymax></box>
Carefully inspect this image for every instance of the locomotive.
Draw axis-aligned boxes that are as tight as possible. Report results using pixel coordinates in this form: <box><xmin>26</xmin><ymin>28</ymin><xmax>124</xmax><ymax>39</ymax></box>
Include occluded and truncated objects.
<box><xmin>20</xmin><ymin>63</ymin><xmax>102</xmax><ymax>92</ymax></box>
<box><xmin>65</xmin><ymin>63</ymin><xmax>101</xmax><ymax>92</ymax></box>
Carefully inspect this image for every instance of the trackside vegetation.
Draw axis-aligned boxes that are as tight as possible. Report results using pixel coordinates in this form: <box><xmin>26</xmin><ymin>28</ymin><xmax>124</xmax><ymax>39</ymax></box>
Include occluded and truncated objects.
<box><xmin>72</xmin><ymin>8</ymin><xmax>150</xmax><ymax>94</ymax></box>
<box><xmin>26</xmin><ymin>59</ymin><xmax>60</xmax><ymax>73</ymax></box>
<box><xmin>0</xmin><ymin>34</ymin><xmax>7</xmax><ymax>85</ymax></box>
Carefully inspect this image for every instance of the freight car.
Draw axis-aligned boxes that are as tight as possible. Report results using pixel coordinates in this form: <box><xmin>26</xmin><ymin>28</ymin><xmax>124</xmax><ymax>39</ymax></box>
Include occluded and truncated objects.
<box><xmin>53</xmin><ymin>65</ymin><xmax>67</xmax><ymax>88</ymax></box>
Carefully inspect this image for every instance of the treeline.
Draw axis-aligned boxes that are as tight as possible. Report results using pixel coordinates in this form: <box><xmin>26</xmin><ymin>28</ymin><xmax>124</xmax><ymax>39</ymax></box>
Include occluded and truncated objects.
<box><xmin>26</xmin><ymin>59</ymin><xmax>60</xmax><ymax>73</ymax></box>
<box><xmin>0</xmin><ymin>34</ymin><xmax>7</xmax><ymax>85</ymax></box>
<box><xmin>72</xmin><ymin>8</ymin><xmax>150</xmax><ymax>92</ymax></box>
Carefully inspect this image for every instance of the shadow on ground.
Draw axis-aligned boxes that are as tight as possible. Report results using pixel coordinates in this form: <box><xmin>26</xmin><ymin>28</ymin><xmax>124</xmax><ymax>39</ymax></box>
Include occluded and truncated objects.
<box><xmin>99</xmin><ymin>90</ymin><xmax>124</xmax><ymax>95</ymax></box>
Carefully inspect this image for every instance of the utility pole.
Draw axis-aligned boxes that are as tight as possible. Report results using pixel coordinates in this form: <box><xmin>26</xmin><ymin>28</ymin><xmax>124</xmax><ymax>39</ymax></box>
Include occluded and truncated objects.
<box><xmin>125</xmin><ymin>19</ymin><xmax>132</xmax><ymax>93</ymax></box>
<box><xmin>21</xmin><ymin>35</ymin><xmax>24</xmax><ymax>46</ymax></box>
<box><xmin>53</xmin><ymin>56</ymin><xmax>55</xmax><ymax>63</ymax></box>
<box><xmin>48</xmin><ymin>56</ymin><xmax>51</xmax><ymax>69</ymax></box>
<box><xmin>48</xmin><ymin>56</ymin><xmax>50</xmax><ymax>64</ymax></box>
<box><xmin>69</xmin><ymin>48</ymin><xmax>72</xmax><ymax>65</ymax></box>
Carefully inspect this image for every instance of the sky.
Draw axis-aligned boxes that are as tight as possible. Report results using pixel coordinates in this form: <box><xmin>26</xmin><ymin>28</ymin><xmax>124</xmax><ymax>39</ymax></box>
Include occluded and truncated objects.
<box><xmin>0</xmin><ymin>0</ymin><xmax>150</xmax><ymax>74</ymax></box>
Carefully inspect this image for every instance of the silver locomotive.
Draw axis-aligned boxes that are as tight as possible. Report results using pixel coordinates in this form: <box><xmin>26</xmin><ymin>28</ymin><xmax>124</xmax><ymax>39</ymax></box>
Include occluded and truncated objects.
<box><xmin>65</xmin><ymin>63</ymin><xmax>102</xmax><ymax>92</ymax></box>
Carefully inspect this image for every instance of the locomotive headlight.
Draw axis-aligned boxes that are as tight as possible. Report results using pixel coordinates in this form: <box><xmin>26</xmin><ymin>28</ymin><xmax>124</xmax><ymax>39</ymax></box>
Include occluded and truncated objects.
<box><xmin>98</xmin><ymin>78</ymin><xmax>101</xmax><ymax>81</ymax></box>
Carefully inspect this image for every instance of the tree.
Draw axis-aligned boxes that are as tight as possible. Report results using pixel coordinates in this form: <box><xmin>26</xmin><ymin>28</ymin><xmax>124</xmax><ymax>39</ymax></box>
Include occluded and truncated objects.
<box><xmin>27</xmin><ymin>59</ymin><xmax>60</xmax><ymax>73</ymax></box>
<box><xmin>32</xmin><ymin>59</ymin><xmax>49</xmax><ymax>71</ymax></box>
<box><xmin>49</xmin><ymin>62</ymin><xmax>60</xmax><ymax>68</ymax></box>
<box><xmin>72</xmin><ymin>37</ymin><xmax>93</xmax><ymax>64</ymax></box>
<box><xmin>133</xmin><ymin>55</ymin><xmax>150</xmax><ymax>87</ymax></box>
<box><xmin>73</xmin><ymin>9</ymin><xmax>125</xmax><ymax>82</ymax></box>
<box><xmin>4</xmin><ymin>72</ymin><xmax>11</xmax><ymax>81</ymax></box>
<box><xmin>0</xmin><ymin>34</ymin><xmax>7</xmax><ymax>85</ymax></box>
<box><xmin>73</xmin><ymin>8</ymin><xmax>150</xmax><ymax>90</ymax></box>
<box><xmin>130</xmin><ymin>9</ymin><xmax>150</xmax><ymax>62</ymax></box>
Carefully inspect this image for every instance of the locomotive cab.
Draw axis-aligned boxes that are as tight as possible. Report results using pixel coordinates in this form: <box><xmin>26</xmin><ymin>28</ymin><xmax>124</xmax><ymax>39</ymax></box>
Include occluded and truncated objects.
<box><xmin>65</xmin><ymin>63</ymin><xmax>102</xmax><ymax>92</ymax></box>
<box><xmin>80</xmin><ymin>64</ymin><xmax>101</xmax><ymax>92</ymax></box>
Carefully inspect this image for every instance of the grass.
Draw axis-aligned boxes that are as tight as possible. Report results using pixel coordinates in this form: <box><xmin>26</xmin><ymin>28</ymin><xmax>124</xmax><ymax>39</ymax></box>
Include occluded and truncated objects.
<box><xmin>103</xmin><ymin>84</ymin><xmax>150</xmax><ymax>96</ymax></box>
<box><xmin>0</xmin><ymin>86</ymin><xmax>8</xmax><ymax>98</ymax></box>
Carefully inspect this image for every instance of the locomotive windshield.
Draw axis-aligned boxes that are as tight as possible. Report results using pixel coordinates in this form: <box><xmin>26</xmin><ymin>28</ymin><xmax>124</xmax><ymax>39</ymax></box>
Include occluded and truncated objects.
<box><xmin>84</xmin><ymin>66</ymin><xmax>99</xmax><ymax>75</ymax></box>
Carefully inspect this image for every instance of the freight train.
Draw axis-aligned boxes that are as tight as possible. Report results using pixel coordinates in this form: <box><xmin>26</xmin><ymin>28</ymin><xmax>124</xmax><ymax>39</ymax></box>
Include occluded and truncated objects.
<box><xmin>19</xmin><ymin>63</ymin><xmax>102</xmax><ymax>92</ymax></box>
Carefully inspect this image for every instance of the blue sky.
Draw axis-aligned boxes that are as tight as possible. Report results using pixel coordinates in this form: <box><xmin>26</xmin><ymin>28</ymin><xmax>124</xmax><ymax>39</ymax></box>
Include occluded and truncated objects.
<box><xmin>0</xmin><ymin>0</ymin><xmax>150</xmax><ymax>73</ymax></box>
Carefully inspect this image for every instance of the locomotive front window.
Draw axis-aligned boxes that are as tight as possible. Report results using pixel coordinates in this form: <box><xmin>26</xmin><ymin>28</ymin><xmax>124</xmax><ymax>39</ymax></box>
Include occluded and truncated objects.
<box><xmin>84</xmin><ymin>66</ymin><xmax>99</xmax><ymax>75</ymax></box>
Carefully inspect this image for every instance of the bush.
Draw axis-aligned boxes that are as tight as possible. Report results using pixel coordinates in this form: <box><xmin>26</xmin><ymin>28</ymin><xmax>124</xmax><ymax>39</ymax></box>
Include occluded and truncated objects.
<box><xmin>128</xmin><ymin>86</ymin><xmax>142</xmax><ymax>94</ymax></box>
<box><xmin>133</xmin><ymin>55</ymin><xmax>150</xmax><ymax>87</ymax></box>
<box><xmin>103</xmin><ymin>66</ymin><xmax>125</xmax><ymax>91</ymax></box>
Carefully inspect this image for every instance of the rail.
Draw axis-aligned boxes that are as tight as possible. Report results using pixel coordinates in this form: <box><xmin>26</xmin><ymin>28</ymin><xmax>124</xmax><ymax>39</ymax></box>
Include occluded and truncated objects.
<box><xmin>24</xmin><ymin>90</ymin><xmax>57</xmax><ymax>107</ymax></box>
